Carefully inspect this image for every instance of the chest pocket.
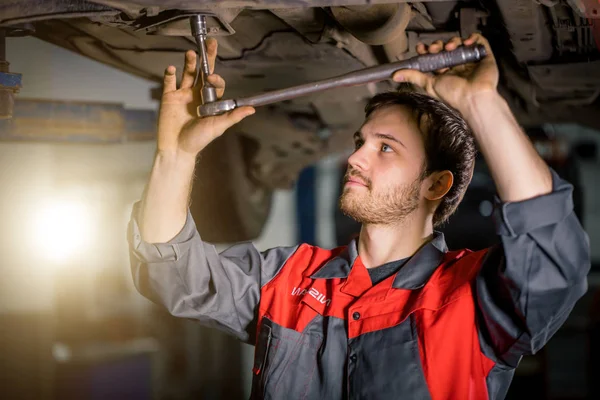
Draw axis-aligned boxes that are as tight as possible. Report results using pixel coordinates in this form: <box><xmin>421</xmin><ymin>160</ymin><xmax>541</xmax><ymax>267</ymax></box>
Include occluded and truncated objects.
<box><xmin>251</xmin><ymin>316</ymin><xmax>323</xmax><ymax>400</ymax></box>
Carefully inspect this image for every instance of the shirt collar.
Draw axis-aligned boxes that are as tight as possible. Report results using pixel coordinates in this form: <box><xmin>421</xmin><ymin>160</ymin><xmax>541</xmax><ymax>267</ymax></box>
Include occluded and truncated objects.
<box><xmin>310</xmin><ymin>242</ymin><xmax>357</xmax><ymax>279</ymax></box>
<box><xmin>310</xmin><ymin>231</ymin><xmax>448</xmax><ymax>290</ymax></box>
<box><xmin>391</xmin><ymin>231</ymin><xmax>447</xmax><ymax>289</ymax></box>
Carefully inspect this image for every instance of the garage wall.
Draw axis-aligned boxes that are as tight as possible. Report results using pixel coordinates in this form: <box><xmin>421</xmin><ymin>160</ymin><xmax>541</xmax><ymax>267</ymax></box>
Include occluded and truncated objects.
<box><xmin>7</xmin><ymin>36</ymin><xmax>157</xmax><ymax>109</ymax></box>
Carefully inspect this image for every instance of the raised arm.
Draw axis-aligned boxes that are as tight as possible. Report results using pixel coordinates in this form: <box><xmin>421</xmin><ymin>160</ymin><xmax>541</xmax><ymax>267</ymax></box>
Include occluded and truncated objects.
<box><xmin>140</xmin><ymin>39</ymin><xmax>254</xmax><ymax>244</ymax></box>
<box><xmin>394</xmin><ymin>34</ymin><xmax>590</xmax><ymax>365</ymax></box>
<box><xmin>128</xmin><ymin>41</ymin><xmax>294</xmax><ymax>344</ymax></box>
<box><xmin>393</xmin><ymin>33</ymin><xmax>551</xmax><ymax>203</ymax></box>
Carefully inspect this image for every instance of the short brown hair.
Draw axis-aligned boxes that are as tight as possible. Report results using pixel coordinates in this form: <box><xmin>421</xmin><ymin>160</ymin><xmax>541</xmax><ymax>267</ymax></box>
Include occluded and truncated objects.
<box><xmin>364</xmin><ymin>85</ymin><xmax>477</xmax><ymax>227</ymax></box>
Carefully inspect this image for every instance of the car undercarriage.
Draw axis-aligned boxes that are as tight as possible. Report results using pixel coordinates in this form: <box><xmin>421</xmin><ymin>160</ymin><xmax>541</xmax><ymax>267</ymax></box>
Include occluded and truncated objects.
<box><xmin>1</xmin><ymin>0</ymin><xmax>599</xmax><ymax>240</ymax></box>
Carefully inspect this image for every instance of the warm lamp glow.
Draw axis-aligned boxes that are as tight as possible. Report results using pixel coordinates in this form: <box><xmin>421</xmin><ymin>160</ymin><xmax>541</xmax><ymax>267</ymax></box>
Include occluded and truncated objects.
<box><xmin>33</xmin><ymin>199</ymin><xmax>92</xmax><ymax>263</ymax></box>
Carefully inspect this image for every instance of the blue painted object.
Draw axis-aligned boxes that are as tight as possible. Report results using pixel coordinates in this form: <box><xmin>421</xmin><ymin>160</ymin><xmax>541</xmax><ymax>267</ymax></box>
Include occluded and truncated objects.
<box><xmin>296</xmin><ymin>165</ymin><xmax>317</xmax><ymax>245</ymax></box>
<box><xmin>0</xmin><ymin>71</ymin><xmax>22</xmax><ymax>89</ymax></box>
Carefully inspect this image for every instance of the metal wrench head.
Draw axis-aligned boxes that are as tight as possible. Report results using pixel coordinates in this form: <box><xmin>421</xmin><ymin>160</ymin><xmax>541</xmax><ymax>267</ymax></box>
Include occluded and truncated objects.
<box><xmin>189</xmin><ymin>15</ymin><xmax>218</xmax><ymax>105</ymax></box>
<box><xmin>189</xmin><ymin>15</ymin><xmax>205</xmax><ymax>36</ymax></box>
<box><xmin>197</xmin><ymin>99</ymin><xmax>237</xmax><ymax>117</ymax></box>
<box><xmin>201</xmin><ymin>86</ymin><xmax>218</xmax><ymax>104</ymax></box>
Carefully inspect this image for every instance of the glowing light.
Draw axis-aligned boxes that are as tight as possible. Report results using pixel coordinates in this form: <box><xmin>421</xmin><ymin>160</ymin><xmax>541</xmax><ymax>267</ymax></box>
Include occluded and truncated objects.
<box><xmin>33</xmin><ymin>199</ymin><xmax>92</xmax><ymax>263</ymax></box>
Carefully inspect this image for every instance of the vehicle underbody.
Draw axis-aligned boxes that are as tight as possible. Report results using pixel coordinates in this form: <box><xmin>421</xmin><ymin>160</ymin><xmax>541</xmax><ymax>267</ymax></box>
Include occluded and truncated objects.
<box><xmin>1</xmin><ymin>0</ymin><xmax>599</xmax><ymax>240</ymax></box>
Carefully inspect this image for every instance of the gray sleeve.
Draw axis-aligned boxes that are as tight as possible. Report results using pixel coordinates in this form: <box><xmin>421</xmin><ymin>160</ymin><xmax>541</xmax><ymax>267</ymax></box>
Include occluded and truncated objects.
<box><xmin>475</xmin><ymin>169</ymin><xmax>591</xmax><ymax>367</ymax></box>
<box><xmin>127</xmin><ymin>202</ymin><xmax>299</xmax><ymax>344</ymax></box>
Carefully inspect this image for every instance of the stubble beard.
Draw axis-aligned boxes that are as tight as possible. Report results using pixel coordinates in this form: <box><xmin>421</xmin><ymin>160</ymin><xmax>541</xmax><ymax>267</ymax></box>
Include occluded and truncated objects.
<box><xmin>339</xmin><ymin>172</ymin><xmax>422</xmax><ymax>225</ymax></box>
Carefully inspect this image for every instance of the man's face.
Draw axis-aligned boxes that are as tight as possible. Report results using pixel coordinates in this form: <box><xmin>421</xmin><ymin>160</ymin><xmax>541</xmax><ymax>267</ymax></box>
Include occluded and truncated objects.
<box><xmin>339</xmin><ymin>105</ymin><xmax>428</xmax><ymax>225</ymax></box>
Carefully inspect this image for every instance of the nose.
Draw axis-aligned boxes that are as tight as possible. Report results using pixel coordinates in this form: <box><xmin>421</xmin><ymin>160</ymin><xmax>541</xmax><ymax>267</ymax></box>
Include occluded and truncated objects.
<box><xmin>347</xmin><ymin>144</ymin><xmax>369</xmax><ymax>172</ymax></box>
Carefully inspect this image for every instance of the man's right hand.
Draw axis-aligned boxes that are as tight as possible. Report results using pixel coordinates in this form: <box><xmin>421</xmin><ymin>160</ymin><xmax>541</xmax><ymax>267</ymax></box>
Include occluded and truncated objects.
<box><xmin>157</xmin><ymin>38</ymin><xmax>255</xmax><ymax>159</ymax></box>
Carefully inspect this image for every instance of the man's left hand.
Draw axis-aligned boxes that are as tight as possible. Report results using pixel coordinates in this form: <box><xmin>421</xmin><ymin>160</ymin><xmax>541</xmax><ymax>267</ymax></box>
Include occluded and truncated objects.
<box><xmin>392</xmin><ymin>33</ymin><xmax>499</xmax><ymax>113</ymax></box>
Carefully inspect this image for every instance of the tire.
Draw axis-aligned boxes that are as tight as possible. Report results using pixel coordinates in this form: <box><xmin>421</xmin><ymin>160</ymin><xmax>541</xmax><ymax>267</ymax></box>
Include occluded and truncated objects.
<box><xmin>189</xmin><ymin>132</ymin><xmax>273</xmax><ymax>243</ymax></box>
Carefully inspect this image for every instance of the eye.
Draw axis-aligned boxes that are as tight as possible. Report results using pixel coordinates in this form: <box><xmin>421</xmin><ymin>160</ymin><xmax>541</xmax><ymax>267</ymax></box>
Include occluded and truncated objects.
<box><xmin>381</xmin><ymin>143</ymin><xmax>393</xmax><ymax>153</ymax></box>
<box><xmin>354</xmin><ymin>139</ymin><xmax>364</xmax><ymax>150</ymax></box>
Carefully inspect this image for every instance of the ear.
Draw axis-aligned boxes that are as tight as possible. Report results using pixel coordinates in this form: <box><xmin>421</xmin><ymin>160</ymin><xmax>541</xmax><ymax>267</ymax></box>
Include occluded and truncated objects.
<box><xmin>423</xmin><ymin>170</ymin><xmax>453</xmax><ymax>201</ymax></box>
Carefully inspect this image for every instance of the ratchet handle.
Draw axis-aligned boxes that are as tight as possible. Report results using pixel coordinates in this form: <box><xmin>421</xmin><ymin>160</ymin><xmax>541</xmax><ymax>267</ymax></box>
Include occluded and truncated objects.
<box><xmin>197</xmin><ymin>44</ymin><xmax>487</xmax><ymax>117</ymax></box>
<box><xmin>407</xmin><ymin>44</ymin><xmax>487</xmax><ymax>72</ymax></box>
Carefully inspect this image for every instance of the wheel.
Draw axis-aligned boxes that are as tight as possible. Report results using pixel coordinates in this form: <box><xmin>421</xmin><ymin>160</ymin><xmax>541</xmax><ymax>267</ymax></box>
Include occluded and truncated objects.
<box><xmin>189</xmin><ymin>132</ymin><xmax>273</xmax><ymax>243</ymax></box>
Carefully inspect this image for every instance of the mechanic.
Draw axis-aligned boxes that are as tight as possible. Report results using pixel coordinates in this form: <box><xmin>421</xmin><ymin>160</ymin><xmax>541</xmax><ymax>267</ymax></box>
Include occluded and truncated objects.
<box><xmin>128</xmin><ymin>33</ymin><xmax>590</xmax><ymax>399</ymax></box>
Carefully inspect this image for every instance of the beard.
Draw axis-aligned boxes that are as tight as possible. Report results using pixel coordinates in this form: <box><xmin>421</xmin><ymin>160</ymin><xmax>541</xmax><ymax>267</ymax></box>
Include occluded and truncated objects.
<box><xmin>339</xmin><ymin>168</ymin><xmax>422</xmax><ymax>225</ymax></box>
